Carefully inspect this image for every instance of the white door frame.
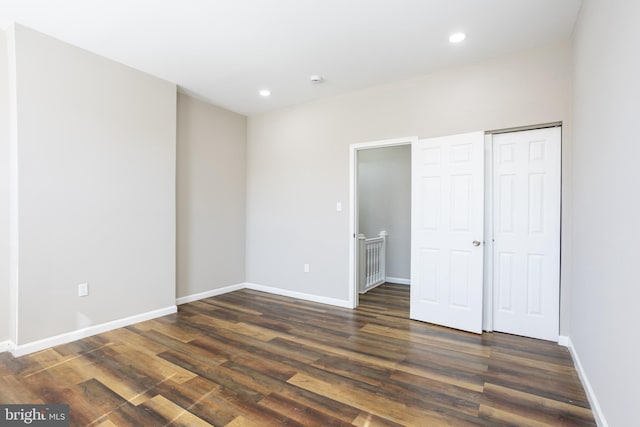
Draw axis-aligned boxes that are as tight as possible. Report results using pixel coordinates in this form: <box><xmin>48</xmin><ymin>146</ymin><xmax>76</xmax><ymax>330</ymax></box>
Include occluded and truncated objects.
<box><xmin>483</xmin><ymin>134</ymin><xmax>495</xmax><ymax>331</ymax></box>
<box><xmin>348</xmin><ymin>136</ymin><xmax>418</xmax><ymax>308</ymax></box>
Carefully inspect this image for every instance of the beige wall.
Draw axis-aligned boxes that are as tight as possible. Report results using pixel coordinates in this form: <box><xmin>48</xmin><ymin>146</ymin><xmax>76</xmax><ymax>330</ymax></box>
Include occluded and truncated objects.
<box><xmin>357</xmin><ymin>145</ymin><xmax>411</xmax><ymax>280</ymax></box>
<box><xmin>177</xmin><ymin>93</ymin><xmax>246</xmax><ymax>298</ymax></box>
<box><xmin>0</xmin><ymin>30</ymin><xmax>9</xmax><ymax>342</ymax></box>
<box><xmin>247</xmin><ymin>41</ymin><xmax>573</xmax><ymax>332</ymax></box>
<box><xmin>9</xmin><ymin>24</ymin><xmax>177</xmax><ymax>345</ymax></box>
<box><xmin>571</xmin><ymin>0</ymin><xmax>640</xmax><ymax>425</ymax></box>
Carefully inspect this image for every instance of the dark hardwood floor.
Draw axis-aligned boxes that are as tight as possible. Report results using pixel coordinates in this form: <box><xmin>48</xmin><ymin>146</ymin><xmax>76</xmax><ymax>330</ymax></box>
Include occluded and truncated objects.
<box><xmin>0</xmin><ymin>284</ymin><xmax>595</xmax><ymax>426</ymax></box>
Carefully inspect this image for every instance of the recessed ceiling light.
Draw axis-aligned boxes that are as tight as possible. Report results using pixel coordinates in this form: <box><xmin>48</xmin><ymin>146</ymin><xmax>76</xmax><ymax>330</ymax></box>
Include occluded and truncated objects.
<box><xmin>449</xmin><ymin>32</ymin><xmax>466</xmax><ymax>44</ymax></box>
<box><xmin>259</xmin><ymin>89</ymin><xmax>271</xmax><ymax>97</ymax></box>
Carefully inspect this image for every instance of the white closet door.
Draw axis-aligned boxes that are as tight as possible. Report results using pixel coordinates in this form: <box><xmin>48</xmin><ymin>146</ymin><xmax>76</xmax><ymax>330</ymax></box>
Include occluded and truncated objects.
<box><xmin>492</xmin><ymin>127</ymin><xmax>561</xmax><ymax>341</ymax></box>
<box><xmin>410</xmin><ymin>132</ymin><xmax>484</xmax><ymax>333</ymax></box>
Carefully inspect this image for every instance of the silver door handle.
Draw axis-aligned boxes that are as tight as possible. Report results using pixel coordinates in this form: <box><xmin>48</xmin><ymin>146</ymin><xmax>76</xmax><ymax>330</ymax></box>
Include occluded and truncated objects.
<box><xmin>472</xmin><ymin>240</ymin><xmax>481</xmax><ymax>247</ymax></box>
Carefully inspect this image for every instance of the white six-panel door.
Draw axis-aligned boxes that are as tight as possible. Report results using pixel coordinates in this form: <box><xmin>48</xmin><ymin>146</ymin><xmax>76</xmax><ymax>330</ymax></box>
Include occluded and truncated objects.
<box><xmin>492</xmin><ymin>127</ymin><xmax>561</xmax><ymax>341</ymax></box>
<box><xmin>410</xmin><ymin>132</ymin><xmax>485</xmax><ymax>333</ymax></box>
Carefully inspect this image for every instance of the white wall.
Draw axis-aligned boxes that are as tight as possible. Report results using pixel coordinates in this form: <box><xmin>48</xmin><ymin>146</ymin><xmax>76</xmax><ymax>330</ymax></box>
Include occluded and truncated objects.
<box><xmin>177</xmin><ymin>93</ymin><xmax>247</xmax><ymax>299</ymax></box>
<box><xmin>0</xmin><ymin>30</ymin><xmax>9</xmax><ymax>342</ymax></box>
<box><xmin>247</xmin><ymin>41</ymin><xmax>573</xmax><ymax>322</ymax></box>
<box><xmin>357</xmin><ymin>145</ymin><xmax>411</xmax><ymax>280</ymax></box>
<box><xmin>571</xmin><ymin>1</ymin><xmax>640</xmax><ymax>425</ymax></box>
<box><xmin>8</xmin><ymin>24</ymin><xmax>177</xmax><ymax>345</ymax></box>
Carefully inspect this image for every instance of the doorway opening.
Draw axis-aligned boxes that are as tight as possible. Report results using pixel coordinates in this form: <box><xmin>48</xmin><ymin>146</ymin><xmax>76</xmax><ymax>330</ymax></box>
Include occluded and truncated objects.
<box><xmin>348</xmin><ymin>136</ymin><xmax>417</xmax><ymax>309</ymax></box>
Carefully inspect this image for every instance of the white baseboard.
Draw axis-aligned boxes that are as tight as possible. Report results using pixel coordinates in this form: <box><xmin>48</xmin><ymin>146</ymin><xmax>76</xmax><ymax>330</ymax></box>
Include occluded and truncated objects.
<box><xmin>245</xmin><ymin>282</ymin><xmax>352</xmax><ymax>309</ymax></box>
<box><xmin>558</xmin><ymin>335</ymin><xmax>569</xmax><ymax>347</ymax></box>
<box><xmin>0</xmin><ymin>340</ymin><xmax>12</xmax><ymax>353</ymax></box>
<box><xmin>176</xmin><ymin>283</ymin><xmax>245</xmax><ymax>305</ymax></box>
<box><xmin>7</xmin><ymin>282</ymin><xmax>355</xmax><ymax>357</ymax></box>
<box><xmin>386</xmin><ymin>277</ymin><xmax>410</xmax><ymax>285</ymax></box>
<box><xmin>359</xmin><ymin>281</ymin><xmax>384</xmax><ymax>294</ymax></box>
<box><xmin>565</xmin><ymin>336</ymin><xmax>608</xmax><ymax>427</ymax></box>
<box><xmin>11</xmin><ymin>305</ymin><xmax>177</xmax><ymax>357</ymax></box>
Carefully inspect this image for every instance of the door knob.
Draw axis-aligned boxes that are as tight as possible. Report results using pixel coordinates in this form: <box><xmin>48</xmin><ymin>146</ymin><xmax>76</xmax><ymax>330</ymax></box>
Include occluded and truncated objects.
<box><xmin>472</xmin><ymin>240</ymin><xmax>481</xmax><ymax>247</ymax></box>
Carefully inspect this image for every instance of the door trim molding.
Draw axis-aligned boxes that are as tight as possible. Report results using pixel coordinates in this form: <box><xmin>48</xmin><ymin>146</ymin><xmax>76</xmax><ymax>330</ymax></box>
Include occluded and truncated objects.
<box><xmin>348</xmin><ymin>136</ymin><xmax>418</xmax><ymax>309</ymax></box>
<box><xmin>485</xmin><ymin>121</ymin><xmax>562</xmax><ymax>135</ymax></box>
<box><xmin>483</xmin><ymin>134</ymin><xmax>494</xmax><ymax>331</ymax></box>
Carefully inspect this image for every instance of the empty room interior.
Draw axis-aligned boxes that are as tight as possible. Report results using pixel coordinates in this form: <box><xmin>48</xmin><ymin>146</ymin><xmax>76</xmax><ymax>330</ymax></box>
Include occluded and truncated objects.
<box><xmin>0</xmin><ymin>0</ymin><xmax>638</xmax><ymax>425</ymax></box>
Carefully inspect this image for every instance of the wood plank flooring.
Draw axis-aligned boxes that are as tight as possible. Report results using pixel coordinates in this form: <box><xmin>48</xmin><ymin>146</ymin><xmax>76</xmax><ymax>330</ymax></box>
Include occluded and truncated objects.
<box><xmin>0</xmin><ymin>284</ymin><xmax>595</xmax><ymax>426</ymax></box>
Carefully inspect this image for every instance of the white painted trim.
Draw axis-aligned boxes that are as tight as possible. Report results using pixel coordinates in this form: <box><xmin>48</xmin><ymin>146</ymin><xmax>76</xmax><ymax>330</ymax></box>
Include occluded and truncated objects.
<box><xmin>483</xmin><ymin>133</ymin><xmax>494</xmax><ymax>331</ymax></box>
<box><xmin>7</xmin><ymin>24</ymin><xmax>20</xmax><ymax>346</ymax></box>
<box><xmin>11</xmin><ymin>305</ymin><xmax>177</xmax><ymax>357</ymax></box>
<box><xmin>558</xmin><ymin>335</ymin><xmax>569</xmax><ymax>347</ymax></box>
<box><xmin>0</xmin><ymin>340</ymin><xmax>12</xmax><ymax>353</ymax></box>
<box><xmin>359</xmin><ymin>281</ymin><xmax>385</xmax><ymax>294</ymax></box>
<box><xmin>348</xmin><ymin>144</ymin><xmax>357</xmax><ymax>309</ymax></box>
<box><xmin>349</xmin><ymin>136</ymin><xmax>418</xmax><ymax>310</ymax></box>
<box><xmin>176</xmin><ymin>283</ymin><xmax>245</xmax><ymax>305</ymax></box>
<box><xmin>385</xmin><ymin>277</ymin><xmax>410</xmax><ymax>285</ymax></box>
<box><xmin>565</xmin><ymin>337</ymin><xmax>608</xmax><ymax>427</ymax></box>
<box><xmin>350</xmin><ymin>136</ymin><xmax>418</xmax><ymax>151</ymax></box>
<box><xmin>245</xmin><ymin>283</ymin><xmax>352</xmax><ymax>309</ymax></box>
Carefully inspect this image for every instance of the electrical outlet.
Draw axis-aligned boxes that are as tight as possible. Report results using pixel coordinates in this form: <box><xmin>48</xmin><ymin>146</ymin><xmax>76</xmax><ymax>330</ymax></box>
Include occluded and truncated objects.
<box><xmin>304</xmin><ymin>263</ymin><xmax>310</xmax><ymax>273</ymax></box>
<box><xmin>78</xmin><ymin>282</ymin><xmax>89</xmax><ymax>297</ymax></box>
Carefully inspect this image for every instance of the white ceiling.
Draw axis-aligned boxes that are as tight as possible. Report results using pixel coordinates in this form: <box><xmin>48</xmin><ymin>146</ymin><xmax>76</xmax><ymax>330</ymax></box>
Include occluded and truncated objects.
<box><xmin>0</xmin><ymin>0</ymin><xmax>582</xmax><ymax>116</ymax></box>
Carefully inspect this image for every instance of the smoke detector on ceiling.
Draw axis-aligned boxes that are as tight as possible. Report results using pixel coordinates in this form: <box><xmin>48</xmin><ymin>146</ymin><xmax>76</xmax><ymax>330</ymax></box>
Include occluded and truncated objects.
<box><xmin>309</xmin><ymin>75</ymin><xmax>324</xmax><ymax>84</ymax></box>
